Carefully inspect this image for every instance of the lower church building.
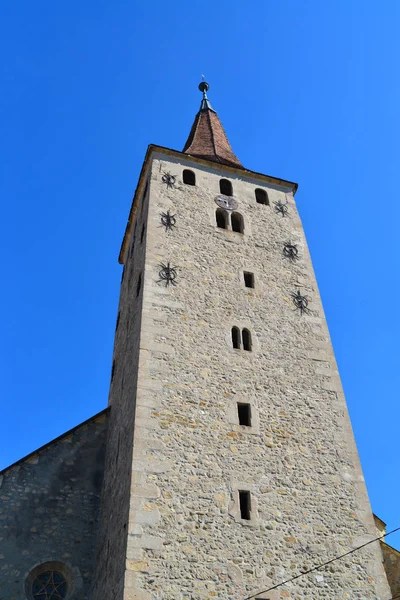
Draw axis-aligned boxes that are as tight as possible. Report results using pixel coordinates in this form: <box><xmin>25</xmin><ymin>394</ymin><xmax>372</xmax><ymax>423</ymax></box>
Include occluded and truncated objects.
<box><xmin>1</xmin><ymin>82</ymin><xmax>398</xmax><ymax>599</ymax></box>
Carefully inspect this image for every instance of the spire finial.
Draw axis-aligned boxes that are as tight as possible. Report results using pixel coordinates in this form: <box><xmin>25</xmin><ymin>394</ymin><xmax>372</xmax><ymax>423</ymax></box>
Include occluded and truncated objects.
<box><xmin>198</xmin><ymin>77</ymin><xmax>212</xmax><ymax>111</ymax></box>
<box><xmin>198</xmin><ymin>75</ymin><xmax>209</xmax><ymax>95</ymax></box>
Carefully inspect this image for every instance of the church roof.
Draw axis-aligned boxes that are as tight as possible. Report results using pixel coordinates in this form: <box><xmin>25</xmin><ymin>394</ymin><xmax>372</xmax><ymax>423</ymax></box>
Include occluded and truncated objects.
<box><xmin>182</xmin><ymin>81</ymin><xmax>243</xmax><ymax>168</ymax></box>
<box><xmin>0</xmin><ymin>408</ymin><xmax>109</xmax><ymax>475</ymax></box>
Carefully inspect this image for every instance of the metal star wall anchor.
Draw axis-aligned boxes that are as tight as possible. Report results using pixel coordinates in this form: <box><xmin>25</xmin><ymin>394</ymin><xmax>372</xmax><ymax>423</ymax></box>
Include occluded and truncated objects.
<box><xmin>161</xmin><ymin>172</ymin><xmax>176</xmax><ymax>188</ymax></box>
<box><xmin>283</xmin><ymin>242</ymin><xmax>299</xmax><ymax>262</ymax></box>
<box><xmin>274</xmin><ymin>200</ymin><xmax>289</xmax><ymax>217</ymax></box>
<box><xmin>160</xmin><ymin>211</ymin><xmax>176</xmax><ymax>231</ymax></box>
<box><xmin>291</xmin><ymin>289</ymin><xmax>311</xmax><ymax>315</ymax></box>
<box><xmin>157</xmin><ymin>262</ymin><xmax>178</xmax><ymax>287</ymax></box>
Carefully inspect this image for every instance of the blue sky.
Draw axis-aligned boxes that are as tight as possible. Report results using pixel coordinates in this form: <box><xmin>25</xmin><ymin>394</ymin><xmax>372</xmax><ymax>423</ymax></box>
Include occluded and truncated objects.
<box><xmin>1</xmin><ymin>1</ymin><xmax>400</xmax><ymax>548</ymax></box>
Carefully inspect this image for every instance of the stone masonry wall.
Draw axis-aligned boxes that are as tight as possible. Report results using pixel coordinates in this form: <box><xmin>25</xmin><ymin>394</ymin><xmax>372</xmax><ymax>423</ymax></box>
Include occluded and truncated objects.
<box><xmin>373</xmin><ymin>515</ymin><xmax>400</xmax><ymax>596</ymax></box>
<box><xmin>121</xmin><ymin>151</ymin><xmax>391</xmax><ymax>600</ymax></box>
<box><xmin>380</xmin><ymin>543</ymin><xmax>400</xmax><ymax>597</ymax></box>
<box><xmin>0</xmin><ymin>410</ymin><xmax>107</xmax><ymax>600</ymax></box>
<box><xmin>91</xmin><ymin>176</ymin><xmax>150</xmax><ymax>600</ymax></box>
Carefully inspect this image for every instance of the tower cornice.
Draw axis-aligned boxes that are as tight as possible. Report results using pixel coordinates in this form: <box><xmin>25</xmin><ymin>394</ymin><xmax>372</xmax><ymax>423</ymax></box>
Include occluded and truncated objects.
<box><xmin>118</xmin><ymin>144</ymin><xmax>298</xmax><ymax>264</ymax></box>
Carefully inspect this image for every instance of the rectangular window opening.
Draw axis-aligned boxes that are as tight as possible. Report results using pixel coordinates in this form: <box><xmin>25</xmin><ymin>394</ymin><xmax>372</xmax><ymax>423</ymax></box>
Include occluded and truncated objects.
<box><xmin>237</xmin><ymin>403</ymin><xmax>252</xmax><ymax>427</ymax></box>
<box><xmin>239</xmin><ymin>490</ymin><xmax>251</xmax><ymax>520</ymax></box>
<box><xmin>243</xmin><ymin>271</ymin><xmax>255</xmax><ymax>288</ymax></box>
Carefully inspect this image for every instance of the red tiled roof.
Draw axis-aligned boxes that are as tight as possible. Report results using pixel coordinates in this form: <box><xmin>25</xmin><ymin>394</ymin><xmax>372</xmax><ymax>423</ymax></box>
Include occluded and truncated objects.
<box><xmin>183</xmin><ymin>105</ymin><xmax>243</xmax><ymax>169</ymax></box>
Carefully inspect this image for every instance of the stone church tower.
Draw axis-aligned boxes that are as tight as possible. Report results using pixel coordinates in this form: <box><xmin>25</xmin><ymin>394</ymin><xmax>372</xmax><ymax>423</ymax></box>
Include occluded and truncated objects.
<box><xmin>91</xmin><ymin>81</ymin><xmax>391</xmax><ymax>599</ymax></box>
<box><xmin>4</xmin><ymin>81</ymin><xmax>396</xmax><ymax>600</ymax></box>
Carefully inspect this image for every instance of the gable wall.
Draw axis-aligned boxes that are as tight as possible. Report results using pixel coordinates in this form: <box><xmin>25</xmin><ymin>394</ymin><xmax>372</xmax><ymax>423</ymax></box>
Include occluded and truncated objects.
<box><xmin>0</xmin><ymin>411</ymin><xmax>108</xmax><ymax>600</ymax></box>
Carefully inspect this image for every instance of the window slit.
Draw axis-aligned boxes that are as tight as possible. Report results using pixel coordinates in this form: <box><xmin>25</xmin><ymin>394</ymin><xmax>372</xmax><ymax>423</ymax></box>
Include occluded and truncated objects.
<box><xmin>239</xmin><ymin>490</ymin><xmax>251</xmax><ymax>520</ymax></box>
<box><xmin>111</xmin><ymin>360</ymin><xmax>116</xmax><ymax>382</ymax></box>
<box><xmin>237</xmin><ymin>403</ymin><xmax>252</xmax><ymax>426</ymax></box>
<box><xmin>140</xmin><ymin>181</ymin><xmax>148</xmax><ymax>216</ymax></box>
<box><xmin>243</xmin><ymin>272</ymin><xmax>254</xmax><ymax>288</ymax></box>
<box><xmin>136</xmin><ymin>273</ymin><xmax>142</xmax><ymax>297</ymax></box>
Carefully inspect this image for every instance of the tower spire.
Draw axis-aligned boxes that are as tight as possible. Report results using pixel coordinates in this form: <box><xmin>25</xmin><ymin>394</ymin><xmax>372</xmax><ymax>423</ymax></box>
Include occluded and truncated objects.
<box><xmin>183</xmin><ymin>79</ymin><xmax>243</xmax><ymax>168</ymax></box>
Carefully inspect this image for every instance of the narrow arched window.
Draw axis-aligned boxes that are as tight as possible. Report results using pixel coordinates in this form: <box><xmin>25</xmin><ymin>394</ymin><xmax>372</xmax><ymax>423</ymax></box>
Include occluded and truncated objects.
<box><xmin>183</xmin><ymin>169</ymin><xmax>196</xmax><ymax>186</ymax></box>
<box><xmin>231</xmin><ymin>212</ymin><xmax>244</xmax><ymax>233</ymax></box>
<box><xmin>232</xmin><ymin>326</ymin><xmax>241</xmax><ymax>349</ymax></box>
<box><xmin>220</xmin><ymin>179</ymin><xmax>233</xmax><ymax>196</ymax></box>
<box><xmin>141</xmin><ymin>224</ymin><xmax>145</xmax><ymax>243</ymax></box>
<box><xmin>216</xmin><ymin>208</ymin><xmax>229</xmax><ymax>229</ymax></box>
<box><xmin>242</xmin><ymin>329</ymin><xmax>252</xmax><ymax>352</ymax></box>
<box><xmin>255</xmin><ymin>188</ymin><xmax>269</xmax><ymax>205</ymax></box>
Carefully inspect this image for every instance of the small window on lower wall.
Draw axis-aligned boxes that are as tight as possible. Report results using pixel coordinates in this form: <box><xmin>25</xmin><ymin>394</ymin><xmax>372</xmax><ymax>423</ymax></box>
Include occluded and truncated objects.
<box><xmin>237</xmin><ymin>403</ymin><xmax>251</xmax><ymax>426</ymax></box>
<box><xmin>239</xmin><ymin>490</ymin><xmax>251</xmax><ymax>520</ymax></box>
<box><xmin>243</xmin><ymin>271</ymin><xmax>254</xmax><ymax>288</ymax></box>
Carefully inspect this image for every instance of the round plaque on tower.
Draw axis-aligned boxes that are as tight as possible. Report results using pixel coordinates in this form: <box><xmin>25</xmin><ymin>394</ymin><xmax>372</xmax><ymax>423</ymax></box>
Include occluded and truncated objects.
<box><xmin>214</xmin><ymin>195</ymin><xmax>238</xmax><ymax>211</ymax></box>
